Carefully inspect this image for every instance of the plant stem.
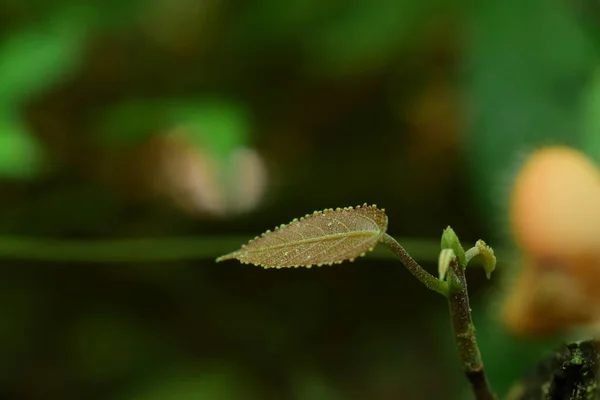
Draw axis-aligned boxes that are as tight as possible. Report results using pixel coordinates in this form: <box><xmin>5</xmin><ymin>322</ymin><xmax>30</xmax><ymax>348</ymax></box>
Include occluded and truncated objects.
<box><xmin>465</xmin><ymin>246</ymin><xmax>480</xmax><ymax>265</ymax></box>
<box><xmin>382</xmin><ymin>233</ymin><xmax>448</xmax><ymax>296</ymax></box>
<box><xmin>384</xmin><ymin>233</ymin><xmax>495</xmax><ymax>400</ymax></box>
<box><xmin>447</xmin><ymin>260</ymin><xmax>496</xmax><ymax>400</ymax></box>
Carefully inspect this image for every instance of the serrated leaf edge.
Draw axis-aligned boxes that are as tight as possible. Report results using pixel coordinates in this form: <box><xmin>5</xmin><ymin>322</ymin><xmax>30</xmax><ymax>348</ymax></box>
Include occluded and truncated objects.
<box><xmin>215</xmin><ymin>203</ymin><xmax>386</xmax><ymax>269</ymax></box>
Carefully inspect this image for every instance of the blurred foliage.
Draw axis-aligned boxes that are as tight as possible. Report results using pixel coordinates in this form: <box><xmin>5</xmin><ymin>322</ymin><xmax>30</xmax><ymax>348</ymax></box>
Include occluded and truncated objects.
<box><xmin>97</xmin><ymin>98</ymin><xmax>250</xmax><ymax>155</ymax></box>
<box><xmin>464</xmin><ymin>0</ymin><xmax>596</xmax><ymax>232</ymax></box>
<box><xmin>0</xmin><ymin>0</ymin><xmax>599</xmax><ymax>399</ymax></box>
<box><xmin>582</xmin><ymin>67</ymin><xmax>600</xmax><ymax>163</ymax></box>
<box><xmin>0</xmin><ymin>116</ymin><xmax>41</xmax><ymax>178</ymax></box>
<box><xmin>0</xmin><ymin>7</ymin><xmax>87</xmax><ymax>108</ymax></box>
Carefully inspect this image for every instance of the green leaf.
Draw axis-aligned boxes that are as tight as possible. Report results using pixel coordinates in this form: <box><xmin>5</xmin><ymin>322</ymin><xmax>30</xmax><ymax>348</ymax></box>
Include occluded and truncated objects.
<box><xmin>475</xmin><ymin>239</ymin><xmax>496</xmax><ymax>279</ymax></box>
<box><xmin>440</xmin><ymin>226</ymin><xmax>466</xmax><ymax>267</ymax></box>
<box><xmin>0</xmin><ymin>116</ymin><xmax>42</xmax><ymax>179</ymax></box>
<box><xmin>216</xmin><ymin>204</ymin><xmax>388</xmax><ymax>268</ymax></box>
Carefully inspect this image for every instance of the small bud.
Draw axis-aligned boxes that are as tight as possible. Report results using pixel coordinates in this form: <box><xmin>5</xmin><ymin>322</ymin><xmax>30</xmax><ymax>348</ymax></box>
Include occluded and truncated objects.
<box><xmin>438</xmin><ymin>248</ymin><xmax>455</xmax><ymax>281</ymax></box>
<box><xmin>441</xmin><ymin>226</ymin><xmax>466</xmax><ymax>267</ymax></box>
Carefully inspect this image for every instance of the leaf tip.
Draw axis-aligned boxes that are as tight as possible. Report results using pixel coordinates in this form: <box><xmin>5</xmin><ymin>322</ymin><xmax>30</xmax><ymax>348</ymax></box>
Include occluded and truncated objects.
<box><xmin>215</xmin><ymin>251</ymin><xmax>239</xmax><ymax>263</ymax></box>
<box><xmin>215</xmin><ymin>203</ymin><xmax>388</xmax><ymax>269</ymax></box>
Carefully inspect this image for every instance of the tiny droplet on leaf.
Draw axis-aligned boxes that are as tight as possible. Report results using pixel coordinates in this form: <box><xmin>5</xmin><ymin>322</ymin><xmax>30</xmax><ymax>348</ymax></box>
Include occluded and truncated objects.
<box><xmin>216</xmin><ymin>204</ymin><xmax>388</xmax><ymax>268</ymax></box>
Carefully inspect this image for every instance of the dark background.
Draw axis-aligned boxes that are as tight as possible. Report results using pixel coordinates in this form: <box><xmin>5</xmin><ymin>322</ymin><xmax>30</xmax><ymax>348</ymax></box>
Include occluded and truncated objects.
<box><xmin>0</xmin><ymin>0</ymin><xmax>599</xmax><ymax>399</ymax></box>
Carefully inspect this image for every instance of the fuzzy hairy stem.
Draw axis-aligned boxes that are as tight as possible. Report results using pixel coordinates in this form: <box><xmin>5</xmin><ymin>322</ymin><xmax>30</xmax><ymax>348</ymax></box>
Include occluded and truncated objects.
<box><xmin>384</xmin><ymin>233</ymin><xmax>495</xmax><ymax>399</ymax></box>
<box><xmin>382</xmin><ymin>233</ymin><xmax>448</xmax><ymax>296</ymax></box>
<box><xmin>465</xmin><ymin>246</ymin><xmax>480</xmax><ymax>265</ymax></box>
<box><xmin>447</xmin><ymin>261</ymin><xmax>496</xmax><ymax>400</ymax></box>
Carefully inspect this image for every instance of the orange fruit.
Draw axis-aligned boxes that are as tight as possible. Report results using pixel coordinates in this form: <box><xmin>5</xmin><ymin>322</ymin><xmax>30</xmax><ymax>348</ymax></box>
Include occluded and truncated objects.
<box><xmin>502</xmin><ymin>146</ymin><xmax>600</xmax><ymax>336</ymax></box>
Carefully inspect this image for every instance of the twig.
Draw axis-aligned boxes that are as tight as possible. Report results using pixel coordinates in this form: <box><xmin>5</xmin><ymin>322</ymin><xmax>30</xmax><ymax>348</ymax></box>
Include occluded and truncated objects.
<box><xmin>382</xmin><ymin>233</ymin><xmax>448</xmax><ymax>296</ymax></box>
<box><xmin>447</xmin><ymin>260</ymin><xmax>496</xmax><ymax>400</ymax></box>
<box><xmin>383</xmin><ymin>233</ymin><xmax>496</xmax><ymax>400</ymax></box>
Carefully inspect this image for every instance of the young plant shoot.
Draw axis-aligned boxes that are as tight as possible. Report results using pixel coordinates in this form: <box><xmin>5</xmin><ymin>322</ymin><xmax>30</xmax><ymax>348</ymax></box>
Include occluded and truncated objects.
<box><xmin>217</xmin><ymin>203</ymin><xmax>497</xmax><ymax>400</ymax></box>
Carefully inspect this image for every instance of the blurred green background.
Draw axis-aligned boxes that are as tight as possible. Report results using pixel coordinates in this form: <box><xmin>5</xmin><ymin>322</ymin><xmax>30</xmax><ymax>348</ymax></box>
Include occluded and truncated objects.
<box><xmin>0</xmin><ymin>0</ymin><xmax>599</xmax><ymax>399</ymax></box>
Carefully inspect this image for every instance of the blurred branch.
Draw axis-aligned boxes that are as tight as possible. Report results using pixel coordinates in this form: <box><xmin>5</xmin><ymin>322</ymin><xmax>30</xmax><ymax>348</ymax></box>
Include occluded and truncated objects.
<box><xmin>0</xmin><ymin>235</ymin><xmax>447</xmax><ymax>263</ymax></box>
